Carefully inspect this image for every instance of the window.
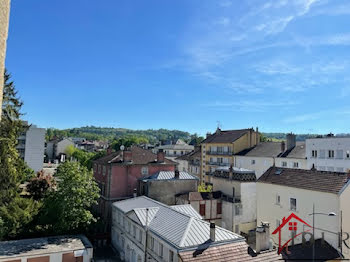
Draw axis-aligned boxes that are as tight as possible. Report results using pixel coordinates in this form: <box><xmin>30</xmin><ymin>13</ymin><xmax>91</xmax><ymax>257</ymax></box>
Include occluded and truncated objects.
<box><xmin>235</xmin><ymin>225</ymin><xmax>239</xmax><ymax>233</ymax></box>
<box><xmin>181</xmin><ymin>151</ymin><xmax>184</xmax><ymax>155</ymax></box>
<box><xmin>173</xmin><ymin>151</ymin><xmax>177</xmax><ymax>155</ymax></box>
<box><xmin>133</xmin><ymin>225</ymin><xmax>136</xmax><ymax>238</ymax></box>
<box><xmin>217</xmin><ymin>202</ymin><xmax>222</xmax><ymax>215</ymax></box>
<box><xmin>149</xmin><ymin>236</ymin><xmax>154</xmax><ymax>250</ymax></box>
<box><xmin>103</xmin><ymin>166</ymin><xmax>106</xmax><ymax>176</ymax></box>
<box><xmin>169</xmin><ymin>250</ymin><xmax>174</xmax><ymax>262</ymax></box>
<box><xmin>139</xmin><ymin>229</ymin><xmax>143</xmax><ymax>242</ymax></box>
<box><xmin>336</xmin><ymin>150</ymin><xmax>343</xmax><ymax>159</ymax></box>
<box><xmin>199</xmin><ymin>204</ymin><xmax>205</xmax><ymax>216</ymax></box>
<box><xmin>319</xmin><ymin>150</ymin><xmax>326</xmax><ymax>159</ymax></box>
<box><xmin>328</xmin><ymin>150</ymin><xmax>335</xmax><ymax>158</ymax></box>
<box><xmin>251</xmin><ymin>159</ymin><xmax>255</xmax><ymax>165</ymax></box>
<box><xmin>159</xmin><ymin>243</ymin><xmax>163</xmax><ymax>257</ymax></box>
<box><xmin>128</xmin><ymin>221</ymin><xmax>131</xmax><ymax>232</ymax></box>
<box><xmin>290</xmin><ymin>198</ymin><xmax>297</xmax><ymax>211</ymax></box>
<box><xmin>141</xmin><ymin>166</ymin><xmax>149</xmax><ymax>176</ymax></box>
<box><xmin>282</xmin><ymin>161</ymin><xmax>287</xmax><ymax>167</ymax></box>
<box><xmin>293</xmin><ymin>162</ymin><xmax>299</xmax><ymax>168</ymax></box>
<box><xmin>235</xmin><ymin>205</ymin><xmax>241</xmax><ymax>215</ymax></box>
<box><xmin>312</xmin><ymin>150</ymin><xmax>317</xmax><ymax>158</ymax></box>
<box><xmin>276</xmin><ymin>195</ymin><xmax>280</xmax><ymax>205</ymax></box>
<box><xmin>346</xmin><ymin>150</ymin><xmax>350</xmax><ymax>159</ymax></box>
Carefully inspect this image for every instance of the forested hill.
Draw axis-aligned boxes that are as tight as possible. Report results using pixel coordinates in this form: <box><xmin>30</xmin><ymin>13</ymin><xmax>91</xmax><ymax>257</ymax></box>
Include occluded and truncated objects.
<box><xmin>46</xmin><ymin>126</ymin><xmax>194</xmax><ymax>144</ymax></box>
<box><xmin>263</xmin><ymin>132</ymin><xmax>350</xmax><ymax>141</ymax></box>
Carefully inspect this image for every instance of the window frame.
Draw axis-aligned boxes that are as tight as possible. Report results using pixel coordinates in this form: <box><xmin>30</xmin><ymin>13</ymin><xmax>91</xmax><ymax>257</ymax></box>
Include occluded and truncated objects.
<box><xmin>290</xmin><ymin>198</ymin><xmax>297</xmax><ymax>211</ymax></box>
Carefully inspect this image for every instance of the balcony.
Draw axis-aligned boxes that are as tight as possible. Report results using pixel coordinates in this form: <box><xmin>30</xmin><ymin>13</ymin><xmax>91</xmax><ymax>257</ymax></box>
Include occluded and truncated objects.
<box><xmin>206</xmin><ymin>161</ymin><xmax>230</xmax><ymax>166</ymax></box>
<box><xmin>206</xmin><ymin>151</ymin><xmax>233</xmax><ymax>156</ymax></box>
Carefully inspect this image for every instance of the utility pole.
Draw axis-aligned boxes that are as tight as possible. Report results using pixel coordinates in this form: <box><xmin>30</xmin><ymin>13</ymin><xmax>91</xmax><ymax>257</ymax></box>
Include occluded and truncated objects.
<box><xmin>312</xmin><ymin>203</ymin><xmax>315</xmax><ymax>262</ymax></box>
<box><xmin>144</xmin><ymin>208</ymin><xmax>149</xmax><ymax>262</ymax></box>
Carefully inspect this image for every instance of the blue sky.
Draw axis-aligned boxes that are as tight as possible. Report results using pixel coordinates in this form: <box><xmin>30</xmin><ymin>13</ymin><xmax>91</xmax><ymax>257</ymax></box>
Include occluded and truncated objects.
<box><xmin>5</xmin><ymin>0</ymin><xmax>350</xmax><ymax>135</ymax></box>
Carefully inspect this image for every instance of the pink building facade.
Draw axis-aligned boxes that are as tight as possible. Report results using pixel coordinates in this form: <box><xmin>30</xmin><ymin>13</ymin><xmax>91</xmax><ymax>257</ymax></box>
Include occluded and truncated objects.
<box><xmin>93</xmin><ymin>146</ymin><xmax>176</xmax><ymax>225</ymax></box>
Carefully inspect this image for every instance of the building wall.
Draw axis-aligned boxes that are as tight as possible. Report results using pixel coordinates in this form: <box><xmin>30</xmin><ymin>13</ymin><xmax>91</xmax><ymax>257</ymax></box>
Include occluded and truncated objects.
<box><xmin>235</xmin><ymin>156</ymin><xmax>273</xmax><ymax>179</ymax></box>
<box><xmin>339</xmin><ymin>182</ymin><xmax>350</xmax><ymax>259</ymax></box>
<box><xmin>257</xmin><ymin>182</ymin><xmax>340</xmax><ymax>251</ymax></box>
<box><xmin>24</xmin><ymin>125</ymin><xmax>45</xmax><ymax>172</ymax></box>
<box><xmin>55</xmin><ymin>139</ymin><xmax>74</xmax><ymax>157</ymax></box>
<box><xmin>275</xmin><ymin>157</ymin><xmax>307</xmax><ymax>170</ymax></box>
<box><xmin>144</xmin><ymin>179</ymin><xmax>198</xmax><ymax>205</ymax></box>
<box><xmin>173</xmin><ymin>159</ymin><xmax>188</xmax><ymax>172</ymax></box>
<box><xmin>45</xmin><ymin>141</ymin><xmax>55</xmax><ymax>162</ymax></box>
<box><xmin>306</xmin><ymin>137</ymin><xmax>350</xmax><ymax>172</ymax></box>
<box><xmin>0</xmin><ymin>0</ymin><xmax>10</xmax><ymax>120</ymax></box>
<box><xmin>112</xmin><ymin>206</ymin><xmax>180</xmax><ymax>262</ymax></box>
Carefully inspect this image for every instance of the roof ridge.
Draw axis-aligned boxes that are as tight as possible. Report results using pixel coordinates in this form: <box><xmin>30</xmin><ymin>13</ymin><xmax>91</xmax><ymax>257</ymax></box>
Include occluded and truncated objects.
<box><xmin>179</xmin><ymin>217</ymin><xmax>194</xmax><ymax>247</ymax></box>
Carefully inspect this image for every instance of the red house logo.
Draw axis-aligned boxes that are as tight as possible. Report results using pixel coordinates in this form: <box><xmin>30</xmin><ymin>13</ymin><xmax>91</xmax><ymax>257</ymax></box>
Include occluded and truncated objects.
<box><xmin>272</xmin><ymin>213</ymin><xmax>312</xmax><ymax>254</ymax></box>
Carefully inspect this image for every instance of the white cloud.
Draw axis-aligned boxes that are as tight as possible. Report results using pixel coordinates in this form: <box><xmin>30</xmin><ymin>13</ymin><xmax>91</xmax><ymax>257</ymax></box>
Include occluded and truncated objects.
<box><xmin>284</xmin><ymin>112</ymin><xmax>322</xmax><ymax>123</ymax></box>
<box><xmin>220</xmin><ymin>0</ymin><xmax>232</xmax><ymax>7</ymax></box>
<box><xmin>215</xmin><ymin>17</ymin><xmax>231</xmax><ymax>26</ymax></box>
<box><xmin>203</xmin><ymin>100</ymin><xmax>297</xmax><ymax>112</ymax></box>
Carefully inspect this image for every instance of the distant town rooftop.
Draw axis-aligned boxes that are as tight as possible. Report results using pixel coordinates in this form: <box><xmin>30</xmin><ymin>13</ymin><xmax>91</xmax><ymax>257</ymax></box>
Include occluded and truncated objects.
<box><xmin>0</xmin><ymin>235</ymin><xmax>92</xmax><ymax>259</ymax></box>
<box><xmin>140</xmin><ymin>171</ymin><xmax>199</xmax><ymax>181</ymax></box>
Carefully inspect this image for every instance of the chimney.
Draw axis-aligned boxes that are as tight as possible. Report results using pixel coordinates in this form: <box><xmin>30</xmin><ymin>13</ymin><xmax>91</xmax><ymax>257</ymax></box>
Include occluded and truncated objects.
<box><xmin>210</xmin><ymin>223</ymin><xmax>216</xmax><ymax>242</ymax></box>
<box><xmin>206</xmin><ymin>132</ymin><xmax>211</xmax><ymax>138</ymax></box>
<box><xmin>281</xmin><ymin>141</ymin><xmax>286</xmax><ymax>152</ymax></box>
<box><xmin>175</xmin><ymin>169</ymin><xmax>180</xmax><ymax>179</ymax></box>
<box><xmin>255</xmin><ymin>222</ymin><xmax>270</xmax><ymax>253</ymax></box>
<box><xmin>133</xmin><ymin>188</ymin><xmax>137</xmax><ymax>198</ymax></box>
<box><xmin>256</xmin><ymin>127</ymin><xmax>259</xmax><ymax>145</ymax></box>
<box><xmin>286</xmin><ymin>133</ymin><xmax>296</xmax><ymax>150</ymax></box>
<box><xmin>123</xmin><ymin>150</ymin><xmax>132</xmax><ymax>162</ymax></box>
<box><xmin>229</xmin><ymin>165</ymin><xmax>233</xmax><ymax>180</ymax></box>
<box><xmin>107</xmin><ymin>147</ymin><xmax>112</xmax><ymax>154</ymax></box>
<box><xmin>157</xmin><ymin>149</ymin><xmax>165</xmax><ymax>163</ymax></box>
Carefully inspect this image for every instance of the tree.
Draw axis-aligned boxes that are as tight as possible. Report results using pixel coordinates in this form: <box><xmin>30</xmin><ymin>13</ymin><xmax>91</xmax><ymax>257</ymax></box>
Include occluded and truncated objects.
<box><xmin>65</xmin><ymin>144</ymin><xmax>76</xmax><ymax>157</ymax></box>
<box><xmin>111</xmin><ymin>135</ymin><xmax>149</xmax><ymax>151</ymax></box>
<box><xmin>38</xmin><ymin>161</ymin><xmax>100</xmax><ymax>234</ymax></box>
<box><xmin>198</xmin><ymin>182</ymin><xmax>212</xmax><ymax>192</ymax></box>
<box><xmin>27</xmin><ymin>171</ymin><xmax>55</xmax><ymax>200</ymax></box>
<box><xmin>0</xmin><ymin>69</ymin><xmax>40</xmax><ymax>240</ymax></box>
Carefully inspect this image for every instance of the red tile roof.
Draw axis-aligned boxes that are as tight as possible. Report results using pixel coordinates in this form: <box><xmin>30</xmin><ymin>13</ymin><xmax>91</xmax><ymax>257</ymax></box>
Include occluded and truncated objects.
<box><xmin>179</xmin><ymin>241</ymin><xmax>281</xmax><ymax>262</ymax></box>
<box><xmin>93</xmin><ymin>146</ymin><xmax>176</xmax><ymax>165</ymax></box>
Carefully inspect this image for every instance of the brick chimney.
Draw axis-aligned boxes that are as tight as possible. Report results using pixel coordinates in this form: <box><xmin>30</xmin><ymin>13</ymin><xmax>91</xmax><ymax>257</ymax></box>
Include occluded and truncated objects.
<box><xmin>157</xmin><ymin>149</ymin><xmax>165</xmax><ymax>163</ymax></box>
<box><xmin>286</xmin><ymin>133</ymin><xmax>296</xmax><ymax>150</ymax></box>
<box><xmin>281</xmin><ymin>141</ymin><xmax>286</xmax><ymax>152</ymax></box>
<box><xmin>256</xmin><ymin>127</ymin><xmax>259</xmax><ymax>145</ymax></box>
<box><xmin>123</xmin><ymin>150</ymin><xmax>132</xmax><ymax>162</ymax></box>
<box><xmin>133</xmin><ymin>188</ymin><xmax>137</xmax><ymax>198</ymax></box>
<box><xmin>175</xmin><ymin>169</ymin><xmax>180</xmax><ymax>179</ymax></box>
<box><xmin>210</xmin><ymin>223</ymin><xmax>216</xmax><ymax>242</ymax></box>
<box><xmin>107</xmin><ymin>147</ymin><xmax>112</xmax><ymax>155</ymax></box>
<box><xmin>256</xmin><ymin>222</ymin><xmax>270</xmax><ymax>253</ymax></box>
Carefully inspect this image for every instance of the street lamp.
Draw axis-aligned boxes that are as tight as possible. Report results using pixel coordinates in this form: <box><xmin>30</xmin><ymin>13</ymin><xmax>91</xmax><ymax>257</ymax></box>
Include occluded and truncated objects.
<box><xmin>308</xmin><ymin>204</ymin><xmax>337</xmax><ymax>262</ymax></box>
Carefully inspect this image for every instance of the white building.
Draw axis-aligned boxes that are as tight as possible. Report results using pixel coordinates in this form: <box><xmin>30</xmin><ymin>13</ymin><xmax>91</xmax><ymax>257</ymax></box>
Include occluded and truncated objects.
<box><xmin>0</xmin><ymin>235</ymin><xmax>93</xmax><ymax>262</ymax></box>
<box><xmin>17</xmin><ymin>124</ymin><xmax>46</xmax><ymax>172</ymax></box>
<box><xmin>206</xmin><ymin>167</ymin><xmax>257</xmax><ymax>235</ymax></box>
<box><xmin>235</xmin><ymin>134</ymin><xmax>307</xmax><ymax>179</ymax></box>
<box><xmin>153</xmin><ymin>139</ymin><xmax>194</xmax><ymax>158</ymax></box>
<box><xmin>306</xmin><ymin>136</ymin><xmax>350</xmax><ymax>173</ymax></box>
<box><xmin>175</xmin><ymin>148</ymin><xmax>201</xmax><ymax>176</ymax></box>
<box><xmin>257</xmin><ymin>166</ymin><xmax>350</xmax><ymax>259</ymax></box>
<box><xmin>111</xmin><ymin>196</ymin><xmax>280</xmax><ymax>262</ymax></box>
<box><xmin>45</xmin><ymin>138</ymin><xmax>74</xmax><ymax>162</ymax></box>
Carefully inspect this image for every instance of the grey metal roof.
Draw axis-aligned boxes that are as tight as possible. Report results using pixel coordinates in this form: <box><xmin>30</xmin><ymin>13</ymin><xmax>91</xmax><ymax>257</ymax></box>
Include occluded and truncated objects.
<box><xmin>170</xmin><ymin>205</ymin><xmax>202</xmax><ymax>219</ymax></box>
<box><xmin>141</xmin><ymin>171</ymin><xmax>199</xmax><ymax>181</ymax></box>
<box><xmin>0</xmin><ymin>235</ymin><xmax>92</xmax><ymax>259</ymax></box>
<box><xmin>113</xmin><ymin>196</ymin><xmax>243</xmax><ymax>249</ymax></box>
<box><xmin>237</xmin><ymin>142</ymin><xmax>283</xmax><ymax>157</ymax></box>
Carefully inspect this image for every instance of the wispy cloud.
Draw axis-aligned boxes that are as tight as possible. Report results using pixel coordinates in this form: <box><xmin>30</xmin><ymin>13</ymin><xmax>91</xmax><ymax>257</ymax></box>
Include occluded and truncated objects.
<box><xmin>203</xmin><ymin>100</ymin><xmax>297</xmax><ymax>112</ymax></box>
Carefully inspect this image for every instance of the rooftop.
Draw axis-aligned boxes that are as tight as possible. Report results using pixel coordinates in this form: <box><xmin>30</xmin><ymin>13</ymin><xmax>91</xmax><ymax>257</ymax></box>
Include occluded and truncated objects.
<box><xmin>202</xmin><ymin>128</ymin><xmax>252</xmax><ymax>144</ymax></box>
<box><xmin>140</xmin><ymin>171</ymin><xmax>199</xmax><ymax>181</ymax></box>
<box><xmin>113</xmin><ymin>196</ymin><xmax>244</xmax><ymax>249</ymax></box>
<box><xmin>236</xmin><ymin>141</ymin><xmax>306</xmax><ymax>159</ymax></box>
<box><xmin>0</xmin><ymin>235</ymin><xmax>92</xmax><ymax>259</ymax></box>
<box><xmin>93</xmin><ymin>146</ymin><xmax>176</xmax><ymax>165</ymax></box>
<box><xmin>176</xmin><ymin>148</ymin><xmax>201</xmax><ymax>161</ymax></box>
<box><xmin>257</xmin><ymin>166</ymin><xmax>349</xmax><ymax>194</ymax></box>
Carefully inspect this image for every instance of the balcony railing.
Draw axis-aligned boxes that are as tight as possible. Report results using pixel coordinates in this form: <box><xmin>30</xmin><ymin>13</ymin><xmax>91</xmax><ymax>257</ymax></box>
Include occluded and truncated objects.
<box><xmin>206</xmin><ymin>151</ymin><xmax>233</xmax><ymax>156</ymax></box>
<box><xmin>206</xmin><ymin>161</ymin><xmax>230</xmax><ymax>166</ymax></box>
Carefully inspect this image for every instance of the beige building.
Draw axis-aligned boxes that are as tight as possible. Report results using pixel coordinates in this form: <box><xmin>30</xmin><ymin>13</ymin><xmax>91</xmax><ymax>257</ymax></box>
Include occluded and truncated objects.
<box><xmin>201</xmin><ymin>128</ymin><xmax>259</xmax><ymax>183</ymax></box>
<box><xmin>257</xmin><ymin>166</ymin><xmax>350</xmax><ymax>259</ymax></box>
<box><xmin>0</xmin><ymin>0</ymin><xmax>10</xmax><ymax>119</ymax></box>
<box><xmin>235</xmin><ymin>134</ymin><xmax>307</xmax><ymax>179</ymax></box>
<box><xmin>175</xmin><ymin>147</ymin><xmax>201</xmax><ymax>177</ymax></box>
<box><xmin>0</xmin><ymin>235</ymin><xmax>93</xmax><ymax>262</ymax></box>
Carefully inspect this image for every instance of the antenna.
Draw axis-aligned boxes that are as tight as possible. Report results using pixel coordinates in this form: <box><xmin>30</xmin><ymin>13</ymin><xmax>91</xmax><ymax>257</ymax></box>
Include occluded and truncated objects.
<box><xmin>216</xmin><ymin>121</ymin><xmax>222</xmax><ymax>129</ymax></box>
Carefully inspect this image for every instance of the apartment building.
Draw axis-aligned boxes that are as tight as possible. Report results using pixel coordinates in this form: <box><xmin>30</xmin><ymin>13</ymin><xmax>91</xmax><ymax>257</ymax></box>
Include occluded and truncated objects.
<box><xmin>17</xmin><ymin>124</ymin><xmax>46</xmax><ymax>172</ymax></box>
<box><xmin>235</xmin><ymin>134</ymin><xmax>307</xmax><ymax>179</ymax></box>
<box><xmin>206</xmin><ymin>166</ymin><xmax>257</xmax><ymax>235</ymax></box>
<box><xmin>201</xmin><ymin>127</ymin><xmax>259</xmax><ymax>183</ymax></box>
<box><xmin>153</xmin><ymin>139</ymin><xmax>194</xmax><ymax>158</ymax></box>
<box><xmin>93</xmin><ymin>147</ymin><xmax>176</xmax><ymax>224</ymax></box>
<box><xmin>0</xmin><ymin>0</ymin><xmax>10</xmax><ymax>119</ymax></box>
<box><xmin>0</xmin><ymin>235</ymin><xmax>93</xmax><ymax>262</ymax></box>
<box><xmin>257</xmin><ymin>166</ymin><xmax>350</xmax><ymax>259</ymax></box>
<box><xmin>111</xmin><ymin>196</ymin><xmax>281</xmax><ymax>262</ymax></box>
<box><xmin>175</xmin><ymin>147</ymin><xmax>201</xmax><ymax>177</ymax></box>
<box><xmin>306</xmin><ymin>136</ymin><xmax>350</xmax><ymax>172</ymax></box>
<box><xmin>138</xmin><ymin>170</ymin><xmax>199</xmax><ymax>205</ymax></box>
